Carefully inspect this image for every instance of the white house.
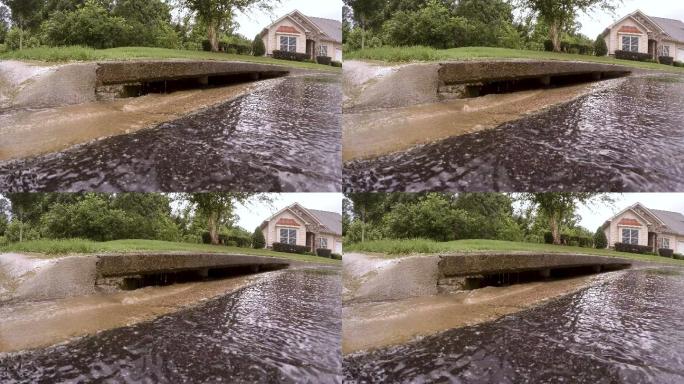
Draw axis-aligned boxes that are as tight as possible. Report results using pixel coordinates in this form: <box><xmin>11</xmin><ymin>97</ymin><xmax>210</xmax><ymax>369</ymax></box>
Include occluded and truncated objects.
<box><xmin>600</xmin><ymin>203</ymin><xmax>684</xmax><ymax>254</ymax></box>
<box><xmin>601</xmin><ymin>10</ymin><xmax>684</xmax><ymax>61</ymax></box>
<box><xmin>259</xmin><ymin>10</ymin><xmax>343</xmax><ymax>62</ymax></box>
<box><xmin>260</xmin><ymin>203</ymin><xmax>343</xmax><ymax>254</ymax></box>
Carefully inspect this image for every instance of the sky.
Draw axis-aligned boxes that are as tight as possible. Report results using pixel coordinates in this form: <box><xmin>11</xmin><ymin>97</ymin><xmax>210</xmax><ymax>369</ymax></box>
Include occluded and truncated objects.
<box><xmin>575</xmin><ymin>193</ymin><xmax>684</xmax><ymax>232</ymax></box>
<box><xmin>234</xmin><ymin>0</ymin><xmax>343</xmax><ymax>39</ymax></box>
<box><xmin>577</xmin><ymin>0</ymin><xmax>684</xmax><ymax>38</ymax></box>
<box><xmin>234</xmin><ymin>193</ymin><xmax>343</xmax><ymax>231</ymax></box>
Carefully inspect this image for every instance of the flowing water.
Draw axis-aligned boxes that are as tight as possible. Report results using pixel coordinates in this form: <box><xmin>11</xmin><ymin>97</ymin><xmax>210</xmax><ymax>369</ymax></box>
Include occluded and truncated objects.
<box><xmin>0</xmin><ymin>268</ymin><xmax>342</xmax><ymax>383</ymax></box>
<box><xmin>0</xmin><ymin>74</ymin><xmax>342</xmax><ymax>192</ymax></box>
<box><xmin>344</xmin><ymin>268</ymin><xmax>684</xmax><ymax>383</ymax></box>
<box><xmin>344</xmin><ymin>74</ymin><xmax>684</xmax><ymax>192</ymax></box>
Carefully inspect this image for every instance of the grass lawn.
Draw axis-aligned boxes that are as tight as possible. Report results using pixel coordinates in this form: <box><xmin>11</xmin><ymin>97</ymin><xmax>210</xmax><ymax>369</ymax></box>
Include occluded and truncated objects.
<box><xmin>0</xmin><ymin>239</ymin><xmax>340</xmax><ymax>265</ymax></box>
<box><xmin>346</xmin><ymin>46</ymin><xmax>684</xmax><ymax>73</ymax></box>
<box><xmin>0</xmin><ymin>46</ymin><xmax>340</xmax><ymax>72</ymax></box>
<box><xmin>345</xmin><ymin>239</ymin><xmax>684</xmax><ymax>266</ymax></box>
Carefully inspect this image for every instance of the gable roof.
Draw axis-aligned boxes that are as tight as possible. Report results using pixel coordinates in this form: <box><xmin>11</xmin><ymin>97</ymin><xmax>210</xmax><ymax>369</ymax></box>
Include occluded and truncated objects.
<box><xmin>603</xmin><ymin>203</ymin><xmax>684</xmax><ymax>236</ymax></box>
<box><xmin>262</xmin><ymin>10</ymin><xmax>341</xmax><ymax>43</ymax></box>
<box><xmin>261</xmin><ymin>203</ymin><xmax>342</xmax><ymax>236</ymax></box>
<box><xmin>648</xmin><ymin>16</ymin><xmax>684</xmax><ymax>43</ymax></box>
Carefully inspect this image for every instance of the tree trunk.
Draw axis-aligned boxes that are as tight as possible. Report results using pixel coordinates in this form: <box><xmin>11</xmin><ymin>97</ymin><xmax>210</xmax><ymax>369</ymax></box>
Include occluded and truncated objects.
<box><xmin>549</xmin><ymin>213</ymin><xmax>561</xmax><ymax>245</ymax></box>
<box><xmin>207</xmin><ymin>212</ymin><xmax>219</xmax><ymax>245</ymax></box>
<box><xmin>19</xmin><ymin>25</ymin><xmax>23</xmax><ymax>51</ymax></box>
<box><xmin>19</xmin><ymin>222</ymin><xmax>23</xmax><ymax>242</ymax></box>
<box><xmin>360</xmin><ymin>16</ymin><xmax>366</xmax><ymax>50</ymax></box>
<box><xmin>207</xmin><ymin>20</ymin><xmax>219</xmax><ymax>52</ymax></box>
<box><xmin>361</xmin><ymin>206</ymin><xmax>366</xmax><ymax>242</ymax></box>
<box><xmin>549</xmin><ymin>19</ymin><xmax>562</xmax><ymax>52</ymax></box>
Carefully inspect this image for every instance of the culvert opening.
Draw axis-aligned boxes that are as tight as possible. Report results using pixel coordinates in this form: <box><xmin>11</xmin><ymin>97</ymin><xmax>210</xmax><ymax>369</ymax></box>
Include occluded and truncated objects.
<box><xmin>119</xmin><ymin>263</ymin><xmax>287</xmax><ymax>291</ymax></box>
<box><xmin>459</xmin><ymin>264</ymin><xmax>628</xmax><ymax>290</ymax></box>
<box><xmin>454</xmin><ymin>71</ymin><xmax>629</xmax><ymax>98</ymax></box>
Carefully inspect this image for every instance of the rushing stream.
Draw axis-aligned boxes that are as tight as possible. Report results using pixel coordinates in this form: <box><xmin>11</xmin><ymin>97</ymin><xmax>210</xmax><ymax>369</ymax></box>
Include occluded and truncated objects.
<box><xmin>344</xmin><ymin>268</ymin><xmax>684</xmax><ymax>383</ymax></box>
<box><xmin>0</xmin><ymin>268</ymin><xmax>342</xmax><ymax>383</ymax></box>
<box><xmin>0</xmin><ymin>74</ymin><xmax>342</xmax><ymax>192</ymax></box>
<box><xmin>345</xmin><ymin>74</ymin><xmax>684</xmax><ymax>192</ymax></box>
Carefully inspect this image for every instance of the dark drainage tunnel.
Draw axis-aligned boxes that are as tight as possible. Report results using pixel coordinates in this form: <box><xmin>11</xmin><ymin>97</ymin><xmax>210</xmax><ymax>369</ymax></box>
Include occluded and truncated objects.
<box><xmin>458</xmin><ymin>264</ymin><xmax>629</xmax><ymax>290</ymax></box>
<box><xmin>456</xmin><ymin>71</ymin><xmax>630</xmax><ymax>98</ymax></box>
<box><xmin>119</xmin><ymin>263</ymin><xmax>288</xmax><ymax>291</ymax></box>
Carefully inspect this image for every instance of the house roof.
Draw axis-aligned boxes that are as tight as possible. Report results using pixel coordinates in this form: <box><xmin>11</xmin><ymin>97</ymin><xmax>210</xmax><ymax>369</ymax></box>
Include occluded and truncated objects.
<box><xmin>648</xmin><ymin>16</ymin><xmax>684</xmax><ymax>43</ymax></box>
<box><xmin>306</xmin><ymin>16</ymin><xmax>342</xmax><ymax>43</ymax></box>
<box><xmin>649</xmin><ymin>209</ymin><xmax>684</xmax><ymax>236</ymax></box>
<box><xmin>261</xmin><ymin>203</ymin><xmax>342</xmax><ymax>236</ymax></box>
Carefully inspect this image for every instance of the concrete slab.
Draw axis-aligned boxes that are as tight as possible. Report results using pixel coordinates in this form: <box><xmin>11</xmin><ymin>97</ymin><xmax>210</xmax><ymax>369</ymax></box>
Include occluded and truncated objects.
<box><xmin>439</xmin><ymin>252</ymin><xmax>631</xmax><ymax>277</ymax></box>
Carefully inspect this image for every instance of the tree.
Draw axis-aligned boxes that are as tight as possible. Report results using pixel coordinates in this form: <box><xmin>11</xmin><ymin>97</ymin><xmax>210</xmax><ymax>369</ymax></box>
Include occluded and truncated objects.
<box><xmin>345</xmin><ymin>192</ymin><xmax>386</xmax><ymax>242</ymax></box>
<box><xmin>112</xmin><ymin>0</ymin><xmax>178</xmax><ymax>48</ymax></box>
<box><xmin>343</xmin><ymin>0</ymin><xmax>384</xmax><ymax>49</ymax></box>
<box><xmin>594</xmin><ymin>227</ymin><xmax>607</xmax><ymax>249</ymax></box>
<box><xmin>516</xmin><ymin>0</ymin><xmax>621</xmax><ymax>52</ymax></box>
<box><xmin>521</xmin><ymin>193</ymin><xmax>613</xmax><ymax>245</ymax></box>
<box><xmin>251</xmin><ymin>33</ymin><xmax>264</xmax><ymax>56</ymax></box>
<box><xmin>252</xmin><ymin>225</ymin><xmax>265</xmax><ymax>248</ymax></box>
<box><xmin>383</xmin><ymin>193</ymin><xmax>467</xmax><ymax>241</ymax></box>
<box><xmin>1</xmin><ymin>0</ymin><xmax>44</xmax><ymax>49</ymax></box>
<box><xmin>382</xmin><ymin>0</ymin><xmax>468</xmax><ymax>49</ymax></box>
<box><xmin>182</xmin><ymin>0</ymin><xmax>277</xmax><ymax>52</ymax></box>
<box><xmin>594</xmin><ymin>33</ymin><xmax>607</xmax><ymax>56</ymax></box>
<box><xmin>0</xmin><ymin>4</ymin><xmax>10</xmax><ymax>44</ymax></box>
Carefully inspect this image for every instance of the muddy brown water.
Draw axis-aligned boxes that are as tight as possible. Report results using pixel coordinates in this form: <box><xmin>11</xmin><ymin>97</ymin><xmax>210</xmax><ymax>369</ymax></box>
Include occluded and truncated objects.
<box><xmin>0</xmin><ymin>74</ymin><xmax>341</xmax><ymax>192</ymax></box>
<box><xmin>344</xmin><ymin>268</ymin><xmax>684</xmax><ymax>383</ymax></box>
<box><xmin>344</xmin><ymin>74</ymin><xmax>684</xmax><ymax>192</ymax></box>
<box><xmin>0</xmin><ymin>268</ymin><xmax>342</xmax><ymax>383</ymax></box>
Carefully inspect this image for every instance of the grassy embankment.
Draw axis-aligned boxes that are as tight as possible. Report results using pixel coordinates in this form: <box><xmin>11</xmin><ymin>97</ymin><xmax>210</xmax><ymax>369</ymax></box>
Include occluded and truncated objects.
<box><xmin>346</xmin><ymin>238</ymin><xmax>684</xmax><ymax>266</ymax></box>
<box><xmin>346</xmin><ymin>46</ymin><xmax>684</xmax><ymax>73</ymax></box>
<box><xmin>0</xmin><ymin>238</ymin><xmax>340</xmax><ymax>265</ymax></box>
<box><xmin>0</xmin><ymin>46</ymin><xmax>340</xmax><ymax>72</ymax></box>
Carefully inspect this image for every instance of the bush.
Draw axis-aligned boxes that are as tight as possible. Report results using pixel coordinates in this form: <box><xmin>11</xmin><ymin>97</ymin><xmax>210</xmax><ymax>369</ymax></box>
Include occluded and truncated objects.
<box><xmin>674</xmin><ymin>253</ymin><xmax>684</xmax><ymax>260</ymax></box>
<box><xmin>316</xmin><ymin>248</ymin><xmax>332</xmax><ymax>258</ymax></box>
<box><xmin>594</xmin><ymin>36</ymin><xmax>608</xmax><ymax>56</ymax></box>
<box><xmin>5</xmin><ymin>220</ymin><xmax>40</xmax><ymax>243</ymax></box>
<box><xmin>659</xmin><ymin>248</ymin><xmax>674</xmax><ymax>258</ymax></box>
<box><xmin>594</xmin><ymin>229</ymin><xmax>608</xmax><ymax>249</ymax></box>
<box><xmin>614</xmin><ymin>242</ymin><xmax>652</xmax><ymax>254</ymax></box>
<box><xmin>252</xmin><ymin>227</ymin><xmax>265</xmax><ymax>249</ymax></box>
<box><xmin>674</xmin><ymin>61</ymin><xmax>684</xmax><ymax>68</ymax></box>
<box><xmin>6</xmin><ymin>28</ymin><xmax>40</xmax><ymax>50</ymax></box>
<box><xmin>659</xmin><ymin>56</ymin><xmax>674</xmax><ymax>65</ymax></box>
<box><xmin>331</xmin><ymin>61</ymin><xmax>342</xmax><ymax>67</ymax></box>
<box><xmin>201</xmin><ymin>40</ymin><xmax>212</xmax><ymax>52</ymax></box>
<box><xmin>543</xmin><ymin>232</ymin><xmax>554</xmax><ymax>244</ymax></box>
<box><xmin>316</xmin><ymin>56</ymin><xmax>332</xmax><ymax>65</ymax></box>
<box><xmin>614</xmin><ymin>50</ymin><xmax>652</xmax><ymax>62</ymax></box>
<box><xmin>252</xmin><ymin>34</ymin><xmax>265</xmax><ymax>56</ymax></box>
<box><xmin>272</xmin><ymin>50</ymin><xmax>309</xmax><ymax>62</ymax></box>
<box><xmin>272</xmin><ymin>242</ymin><xmax>309</xmax><ymax>254</ymax></box>
<box><xmin>0</xmin><ymin>236</ymin><xmax>7</xmax><ymax>246</ymax></box>
<box><xmin>331</xmin><ymin>253</ymin><xmax>342</xmax><ymax>260</ymax></box>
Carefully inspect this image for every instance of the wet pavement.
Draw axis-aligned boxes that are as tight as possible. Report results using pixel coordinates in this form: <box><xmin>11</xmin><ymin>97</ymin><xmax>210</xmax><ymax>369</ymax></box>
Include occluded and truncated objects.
<box><xmin>344</xmin><ymin>74</ymin><xmax>684</xmax><ymax>192</ymax></box>
<box><xmin>344</xmin><ymin>268</ymin><xmax>684</xmax><ymax>383</ymax></box>
<box><xmin>0</xmin><ymin>268</ymin><xmax>342</xmax><ymax>383</ymax></box>
<box><xmin>0</xmin><ymin>74</ymin><xmax>341</xmax><ymax>192</ymax></box>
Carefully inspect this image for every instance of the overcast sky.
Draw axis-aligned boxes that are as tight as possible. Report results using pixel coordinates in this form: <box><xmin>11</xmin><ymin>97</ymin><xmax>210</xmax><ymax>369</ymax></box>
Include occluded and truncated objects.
<box><xmin>234</xmin><ymin>0</ymin><xmax>342</xmax><ymax>39</ymax></box>
<box><xmin>234</xmin><ymin>193</ymin><xmax>343</xmax><ymax>231</ymax></box>
<box><xmin>577</xmin><ymin>0</ymin><xmax>684</xmax><ymax>38</ymax></box>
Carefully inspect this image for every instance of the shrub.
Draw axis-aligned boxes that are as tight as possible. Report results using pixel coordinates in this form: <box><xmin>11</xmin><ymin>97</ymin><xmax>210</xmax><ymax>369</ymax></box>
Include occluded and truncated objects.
<box><xmin>272</xmin><ymin>242</ymin><xmax>309</xmax><ymax>254</ymax></box>
<box><xmin>674</xmin><ymin>61</ymin><xmax>684</xmax><ymax>68</ymax></box>
<box><xmin>201</xmin><ymin>40</ymin><xmax>211</xmax><ymax>52</ymax></box>
<box><xmin>543</xmin><ymin>40</ymin><xmax>554</xmax><ymax>52</ymax></box>
<box><xmin>614</xmin><ymin>50</ymin><xmax>652</xmax><ymax>62</ymax></box>
<box><xmin>252</xmin><ymin>227</ymin><xmax>265</xmax><ymax>249</ymax></box>
<box><xmin>6</xmin><ymin>28</ymin><xmax>40</xmax><ymax>50</ymax></box>
<box><xmin>331</xmin><ymin>253</ymin><xmax>342</xmax><ymax>260</ymax></box>
<box><xmin>594</xmin><ymin>36</ymin><xmax>608</xmax><ymax>56</ymax></box>
<box><xmin>594</xmin><ymin>229</ymin><xmax>608</xmax><ymax>249</ymax></box>
<box><xmin>316</xmin><ymin>56</ymin><xmax>332</xmax><ymax>65</ymax></box>
<box><xmin>252</xmin><ymin>34</ymin><xmax>265</xmax><ymax>56</ymax></box>
<box><xmin>674</xmin><ymin>253</ymin><xmax>684</xmax><ymax>260</ymax></box>
<box><xmin>5</xmin><ymin>220</ymin><xmax>40</xmax><ymax>243</ymax></box>
<box><xmin>659</xmin><ymin>56</ymin><xmax>674</xmax><ymax>65</ymax></box>
<box><xmin>543</xmin><ymin>232</ymin><xmax>554</xmax><ymax>244</ymax></box>
<box><xmin>331</xmin><ymin>61</ymin><xmax>342</xmax><ymax>67</ymax></box>
<box><xmin>201</xmin><ymin>232</ymin><xmax>212</xmax><ymax>244</ymax></box>
<box><xmin>614</xmin><ymin>242</ymin><xmax>652</xmax><ymax>254</ymax></box>
<box><xmin>272</xmin><ymin>50</ymin><xmax>309</xmax><ymax>62</ymax></box>
<box><xmin>316</xmin><ymin>248</ymin><xmax>332</xmax><ymax>258</ymax></box>
<box><xmin>0</xmin><ymin>236</ymin><xmax>7</xmax><ymax>247</ymax></box>
<box><xmin>659</xmin><ymin>248</ymin><xmax>674</xmax><ymax>258</ymax></box>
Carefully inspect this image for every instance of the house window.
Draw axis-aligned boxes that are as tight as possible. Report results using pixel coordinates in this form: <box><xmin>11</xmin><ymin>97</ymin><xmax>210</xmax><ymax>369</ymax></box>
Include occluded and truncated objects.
<box><xmin>319</xmin><ymin>45</ymin><xmax>328</xmax><ymax>57</ymax></box>
<box><xmin>622</xmin><ymin>228</ymin><xmax>639</xmax><ymax>245</ymax></box>
<box><xmin>280</xmin><ymin>36</ymin><xmax>297</xmax><ymax>52</ymax></box>
<box><xmin>660</xmin><ymin>45</ymin><xmax>671</xmax><ymax>57</ymax></box>
<box><xmin>660</xmin><ymin>238</ymin><xmax>670</xmax><ymax>249</ymax></box>
<box><xmin>280</xmin><ymin>228</ymin><xmax>297</xmax><ymax>245</ymax></box>
<box><xmin>318</xmin><ymin>237</ymin><xmax>328</xmax><ymax>249</ymax></box>
<box><xmin>621</xmin><ymin>36</ymin><xmax>639</xmax><ymax>52</ymax></box>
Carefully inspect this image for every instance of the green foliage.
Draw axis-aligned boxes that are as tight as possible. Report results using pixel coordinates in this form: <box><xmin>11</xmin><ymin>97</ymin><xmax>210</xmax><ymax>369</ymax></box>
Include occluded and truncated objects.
<box><xmin>112</xmin><ymin>0</ymin><xmax>179</xmax><ymax>48</ymax></box>
<box><xmin>252</xmin><ymin>226</ymin><xmax>265</xmax><ymax>249</ymax></box>
<box><xmin>383</xmin><ymin>194</ymin><xmax>466</xmax><ymax>241</ymax></box>
<box><xmin>594</xmin><ymin>228</ymin><xmax>608</xmax><ymax>249</ymax></box>
<box><xmin>5</xmin><ymin>220</ymin><xmax>41</xmax><ymax>242</ymax></box>
<box><xmin>5</xmin><ymin>27</ymin><xmax>40</xmax><ymax>50</ymax></box>
<box><xmin>382</xmin><ymin>0</ymin><xmax>468</xmax><ymax>49</ymax></box>
<box><xmin>252</xmin><ymin>34</ymin><xmax>265</xmax><ymax>56</ymax></box>
<box><xmin>594</xmin><ymin>35</ymin><xmax>608</xmax><ymax>56</ymax></box>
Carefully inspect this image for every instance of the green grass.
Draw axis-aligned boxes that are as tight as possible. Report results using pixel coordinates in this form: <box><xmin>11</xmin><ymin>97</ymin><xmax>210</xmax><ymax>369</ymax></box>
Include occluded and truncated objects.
<box><xmin>0</xmin><ymin>238</ymin><xmax>340</xmax><ymax>265</ymax></box>
<box><xmin>346</xmin><ymin>46</ymin><xmax>684</xmax><ymax>73</ymax></box>
<box><xmin>345</xmin><ymin>239</ymin><xmax>684</xmax><ymax>266</ymax></box>
<box><xmin>0</xmin><ymin>46</ymin><xmax>340</xmax><ymax>72</ymax></box>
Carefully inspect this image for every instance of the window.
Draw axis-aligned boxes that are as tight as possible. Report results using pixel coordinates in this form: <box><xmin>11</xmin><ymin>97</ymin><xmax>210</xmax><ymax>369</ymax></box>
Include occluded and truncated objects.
<box><xmin>660</xmin><ymin>45</ymin><xmax>671</xmax><ymax>57</ymax></box>
<box><xmin>280</xmin><ymin>36</ymin><xmax>297</xmax><ymax>52</ymax></box>
<box><xmin>318</xmin><ymin>45</ymin><xmax>328</xmax><ymax>57</ymax></box>
<box><xmin>318</xmin><ymin>237</ymin><xmax>328</xmax><ymax>249</ymax></box>
<box><xmin>660</xmin><ymin>238</ymin><xmax>670</xmax><ymax>249</ymax></box>
<box><xmin>280</xmin><ymin>228</ymin><xmax>297</xmax><ymax>245</ymax></box>
<box><xmin>622</xmin><ymin>228</ymin><xmax>639</xmax><ymax>245</ymax></box>
<box><xmin>621</xmin><ymin>36</ymin><xmax>639</xmax><ymax>52</ymax></box>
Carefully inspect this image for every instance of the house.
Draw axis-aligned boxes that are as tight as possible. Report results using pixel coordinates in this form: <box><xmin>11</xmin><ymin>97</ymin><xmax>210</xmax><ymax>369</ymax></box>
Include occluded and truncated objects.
<box><xmin>259</xmin><ymin>10</ymin><xmax>343</xmax><ymax>61</ymax></box>
<box><xmin>600</xmin><ymin>203</ymin><xmax>684</xmax><ymax>254</ymax></box>
<box><xmin>600</xmin><ymin>10</ymin><xmax>684</xmax><ymax>61</ymax></box>
<box><xmin>260</xmin><ymin>203</ymin><xmax>343</xmax><ymax>254</ymax></box>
